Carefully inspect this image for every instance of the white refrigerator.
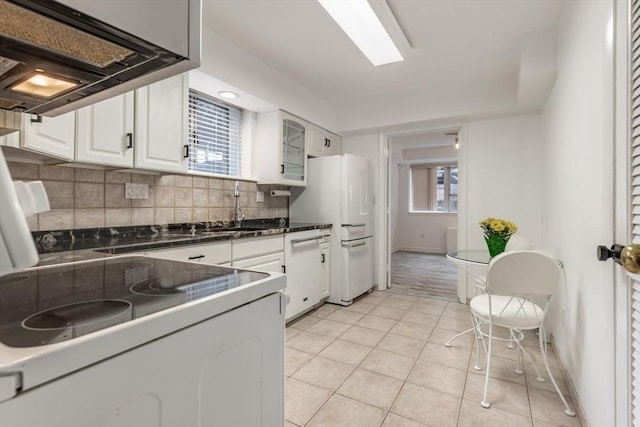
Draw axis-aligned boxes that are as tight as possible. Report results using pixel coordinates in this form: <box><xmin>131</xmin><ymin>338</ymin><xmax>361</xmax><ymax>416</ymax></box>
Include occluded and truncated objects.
<box><xmin>289</xmin><ymin>154</ymin><xmax>373</xmax><ymax>305</ymax></box>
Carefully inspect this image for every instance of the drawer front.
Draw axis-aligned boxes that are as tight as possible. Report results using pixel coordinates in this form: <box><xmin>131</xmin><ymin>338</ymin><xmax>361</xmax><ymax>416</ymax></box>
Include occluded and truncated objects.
<box><xmin>232</xmin><ymin>252</ymin><xmax>284</xmax><ymax>273</ymax></box>
<box><xmin>232</xmin><ymin>235</ymin><xmax>284</xmax><ymax>260</ymax></box>
<box><xmin>144</xmin><ymin>241</ymin><xmax>231</xmax><ymax>264</ymax></box>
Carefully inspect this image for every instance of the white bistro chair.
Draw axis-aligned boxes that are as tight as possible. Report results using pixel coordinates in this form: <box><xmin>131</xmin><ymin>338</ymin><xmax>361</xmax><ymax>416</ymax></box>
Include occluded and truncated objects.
<box><xmin>470</xmin><ymin>250</ymin><xmax>575</xmax><ymax>417</ymax></box>
<box><xmin>445</xmin><ymin>235</ymin><xmax>533</xmax><ymax>348</ymax></box>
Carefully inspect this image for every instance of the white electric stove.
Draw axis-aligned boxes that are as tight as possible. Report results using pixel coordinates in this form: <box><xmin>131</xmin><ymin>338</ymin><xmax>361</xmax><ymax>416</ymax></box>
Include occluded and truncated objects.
<box><xmin>0</xmin><ymin>255</ymin><xmax>286</xmax><ymax>427</ymax></box>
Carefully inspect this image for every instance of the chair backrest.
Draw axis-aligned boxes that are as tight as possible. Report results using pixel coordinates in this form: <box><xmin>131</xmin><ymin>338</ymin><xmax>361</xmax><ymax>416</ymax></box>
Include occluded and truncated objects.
<box><xmin>506</xmin><ymin>235</ymin><xmax>533</xmax><ymax>251</ymax></box>
<box><xmin>485</xmin><ymin>250</ymin><xmax>560</xmax><ymax>297</ymax></box>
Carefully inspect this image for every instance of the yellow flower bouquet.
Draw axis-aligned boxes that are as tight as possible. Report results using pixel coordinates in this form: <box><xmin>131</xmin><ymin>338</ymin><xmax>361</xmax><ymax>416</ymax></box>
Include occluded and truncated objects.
<box><xmin>479</xmin><ymin>217</ymin><xmax>518</xmax><ymax>257</ymax></box>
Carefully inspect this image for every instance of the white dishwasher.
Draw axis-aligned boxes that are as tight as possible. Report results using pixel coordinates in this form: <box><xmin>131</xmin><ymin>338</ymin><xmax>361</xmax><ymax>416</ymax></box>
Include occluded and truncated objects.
<box><xmin>284</xmin><ymin>229</ymin><xmax>325</xmax><ymax>321</ymax></box>
<box><xmin>0</xmin><ymin>256</ymin><xmax>285</xmax><ymax>427</ymax></box>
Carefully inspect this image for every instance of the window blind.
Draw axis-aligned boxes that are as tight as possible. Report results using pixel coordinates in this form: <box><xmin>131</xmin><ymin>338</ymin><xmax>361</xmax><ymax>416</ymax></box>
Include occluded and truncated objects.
<box><xmin>410</xmin><ymin>165</ymin><xmax>436</xmax><ymax>211</ymax></box>
<box><xmin>187</xmin><ymin>90</ymin><xmax>242</xmax><ymax>176</ymax></box>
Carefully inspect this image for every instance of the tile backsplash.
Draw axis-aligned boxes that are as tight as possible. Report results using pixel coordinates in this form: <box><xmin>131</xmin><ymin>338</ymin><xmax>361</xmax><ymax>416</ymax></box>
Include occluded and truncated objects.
<box><xmin>8</xmin><ymin>162</ymin><xmax>289</xmax><ymax>231</ymax></box>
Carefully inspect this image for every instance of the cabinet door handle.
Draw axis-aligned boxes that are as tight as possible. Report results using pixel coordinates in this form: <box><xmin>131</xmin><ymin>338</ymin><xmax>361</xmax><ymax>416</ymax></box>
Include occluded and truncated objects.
<box><xmin>183</xmin><ymin>145</ymin><xmax>190</xmax><ymax>158</ymax></box>
<box><xmin>342</xmin><ymin>223</ymin><xmax>366</xmax><ymax>228</ymax></box>
<box><xmin>30</xmin><ymin>114</ymin><xmax>42</xmax><ymax>123</ymax></box>
<box><xmin>188</xmin><ymin>255</ymin><xmax>205</xmax><ymax>260</ymax></box>
<box><xmin>324</xmin><ymin>138</ymin><xmax>329</xmax><ymax>147</ymax></box>
<box><xmin>282</xmin><ymin>265</ymin><xmax>286</xmax><ymax>274</ymax></box>
<box><xmin>126</xmin><ymin>132</ymin><xmax>133</xmax><ymax>149</ymax></box>
<box><xmin>321</xmin><ymin>253</ymin><xmax>325</xmax><ymax>263</ymax></box>
<box><xmin>281</xmin><ymin>164</ymin><xmax>285</xmax><ymax>174</ymax></box>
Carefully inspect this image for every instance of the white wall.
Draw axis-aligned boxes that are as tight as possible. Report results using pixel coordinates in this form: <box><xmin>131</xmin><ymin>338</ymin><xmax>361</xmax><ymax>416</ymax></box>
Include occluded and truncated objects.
<box><xmin>540</xmin><ymin>1</ymin><xmax>614</xmax><ymax>425</ymax></box>
<box><xmin>457</xmin><ymin>115</ymin><xmax>543</xmax><ymax>298</ymax></box>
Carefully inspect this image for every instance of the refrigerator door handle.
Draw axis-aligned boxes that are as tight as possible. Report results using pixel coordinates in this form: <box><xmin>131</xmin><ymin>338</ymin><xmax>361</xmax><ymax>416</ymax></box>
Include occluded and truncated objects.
<box><xmin>342</xmin><ymin>223</ymin><xmax>366</xmax><ymax>228</ymax></box>
<box><xmin>342</xmin><ymin>241</ymin><xmax>366</xmax><ymax>248</ymax></box>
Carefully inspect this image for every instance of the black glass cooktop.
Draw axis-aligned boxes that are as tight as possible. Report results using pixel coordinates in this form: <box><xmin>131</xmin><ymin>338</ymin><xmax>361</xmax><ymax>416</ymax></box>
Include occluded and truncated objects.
<box><xmin>0</xmin><ymin>256</ymin><xmax>270</xmax><ymax>348</ymax></box>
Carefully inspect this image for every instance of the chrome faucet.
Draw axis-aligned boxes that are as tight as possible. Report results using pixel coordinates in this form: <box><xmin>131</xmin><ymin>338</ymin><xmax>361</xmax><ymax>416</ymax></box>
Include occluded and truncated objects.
<box><xmin>233</xmin><ymin>181</ymin><xmax>244</xmax><ymax>228</ymax></box>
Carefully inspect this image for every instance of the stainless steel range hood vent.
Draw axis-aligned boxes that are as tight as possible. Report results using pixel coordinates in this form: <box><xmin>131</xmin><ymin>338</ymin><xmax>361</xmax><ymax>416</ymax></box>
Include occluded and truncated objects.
<box><xmin>0</xmin><ymin>0</ymin><xmax>201</xmax><ymax>116</ymax></box>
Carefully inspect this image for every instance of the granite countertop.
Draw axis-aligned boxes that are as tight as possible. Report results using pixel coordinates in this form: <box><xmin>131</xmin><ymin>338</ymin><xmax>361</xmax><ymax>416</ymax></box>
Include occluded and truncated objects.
<box><xmin>32</xmin><ymin>220</ymin><xmax>331</xmax><ymax>266</ymax></box>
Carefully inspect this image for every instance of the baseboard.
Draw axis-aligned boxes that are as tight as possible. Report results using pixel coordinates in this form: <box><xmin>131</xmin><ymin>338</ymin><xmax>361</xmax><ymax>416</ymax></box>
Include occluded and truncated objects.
<box><xmin>395</xmin><ymin>246</ymin><xmax>446</xmax><ymax>255</ymax></box>
<box><xmin>550</xmin><ymin>335</ymin><xmax>590</xmax><ymax>426</ymax></box>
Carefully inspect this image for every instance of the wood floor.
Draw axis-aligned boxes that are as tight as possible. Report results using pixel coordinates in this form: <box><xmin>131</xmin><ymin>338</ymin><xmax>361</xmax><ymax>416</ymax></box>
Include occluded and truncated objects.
<box><xmin>389</xmin><ymin>251</ymin><xmax>458</xmax><ymax>301</ymax></box>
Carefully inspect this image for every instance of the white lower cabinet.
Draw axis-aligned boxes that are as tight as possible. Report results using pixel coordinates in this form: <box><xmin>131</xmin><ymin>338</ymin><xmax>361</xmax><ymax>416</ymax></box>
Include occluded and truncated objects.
<box><xmin>143</xmin><ymin>241</ymin><xmax>231</xmax><ymax>265</ymax></box>
<box><xmin>284</xmin><ymin>230</ymin><xmax>326</xmax><ymax>321</ymax></box>
<box><xmin>231</xmin><ymin>235</ymin><xmax>285</xmax><ymax>274</ymax></box>
<box><xmin>320</xmin><ymin>237</ymin><xmax>331</xmax><ymax>299</ymax></box>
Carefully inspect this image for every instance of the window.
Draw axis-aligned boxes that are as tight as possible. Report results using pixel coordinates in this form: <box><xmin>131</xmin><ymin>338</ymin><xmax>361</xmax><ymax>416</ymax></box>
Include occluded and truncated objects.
<box><xmin>188</xmin><ymin>89</ymin><xmax>242</xmax><ymax>176</ymax></box>
<box><xmin>410</xmin><ymin>164</ymin><xmax>457</xmax><ymax>212</ymax></box>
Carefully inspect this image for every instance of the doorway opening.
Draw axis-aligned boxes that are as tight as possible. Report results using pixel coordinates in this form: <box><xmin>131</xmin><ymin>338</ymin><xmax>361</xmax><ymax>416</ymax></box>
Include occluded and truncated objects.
<box><xmin>386</xmin><ymin>129</ymin><xmax>460</xmax><ymax>301</ymax></box>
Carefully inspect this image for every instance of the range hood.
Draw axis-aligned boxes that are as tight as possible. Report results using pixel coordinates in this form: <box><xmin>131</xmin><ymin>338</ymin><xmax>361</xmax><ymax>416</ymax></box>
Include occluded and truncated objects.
<box><xmin>0</xmin><ymin>0</ymin><xmax>201</xmax><ymax>116</ymax></box>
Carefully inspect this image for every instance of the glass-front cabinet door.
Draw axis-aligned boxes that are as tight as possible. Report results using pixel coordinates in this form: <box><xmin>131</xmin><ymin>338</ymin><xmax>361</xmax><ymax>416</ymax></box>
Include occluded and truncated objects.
<box><xmin>282</xmin><ymin>118</ymin><xmax>306</xmax><ymax>182</ymax></box>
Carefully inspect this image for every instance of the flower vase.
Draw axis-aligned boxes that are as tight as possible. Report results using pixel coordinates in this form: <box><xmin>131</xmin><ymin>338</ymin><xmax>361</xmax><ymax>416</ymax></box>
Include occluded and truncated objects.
<box><xmin>484</xmin><ymin>234</ymin><xmax>511</xmax><ymax>257</ymax></box>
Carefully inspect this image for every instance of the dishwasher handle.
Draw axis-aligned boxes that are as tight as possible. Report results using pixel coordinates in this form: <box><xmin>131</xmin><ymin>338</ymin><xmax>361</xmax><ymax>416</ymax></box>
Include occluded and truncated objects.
<box><xmin>291</xmin><ymin>235</ymin><xmax>323</xmax><ymax>245</ymax></box>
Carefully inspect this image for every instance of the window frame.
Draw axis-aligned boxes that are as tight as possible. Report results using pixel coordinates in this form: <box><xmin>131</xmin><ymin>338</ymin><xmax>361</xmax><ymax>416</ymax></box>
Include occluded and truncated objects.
<box><xmin>187</xmin><ymin>88</ymin><xmax>243</xmax><ymax>179</ymax></box>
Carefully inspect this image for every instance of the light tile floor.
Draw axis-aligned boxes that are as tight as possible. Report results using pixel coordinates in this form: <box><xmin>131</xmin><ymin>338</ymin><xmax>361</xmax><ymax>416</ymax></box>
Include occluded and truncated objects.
<box><xmin>285</xmin><ymin>291</ymin><xmax>583</xmax><ymax>427</ymax></box>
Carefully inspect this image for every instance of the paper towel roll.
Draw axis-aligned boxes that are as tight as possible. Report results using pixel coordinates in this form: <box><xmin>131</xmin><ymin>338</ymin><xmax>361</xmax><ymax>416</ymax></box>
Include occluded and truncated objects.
<box><xmin>270</xmin><ymin>190</ymin><xmax>291</xmax><ymax>197</ymax></box>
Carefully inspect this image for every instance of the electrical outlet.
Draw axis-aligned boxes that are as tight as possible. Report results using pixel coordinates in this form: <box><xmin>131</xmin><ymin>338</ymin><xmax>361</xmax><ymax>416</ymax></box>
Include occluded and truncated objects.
<box><xmin>136</xmin><ymin>184</ymin><xmax>149</xmax><ymax>200</ymax></box>
<box><xmin>256</xmin><ymin>191</ymin><xmax>264</xmax><ymax>203</ymax></box>
<box><xmin>124</xmin><ymin>183</ymin><xmax>134</xmax><ymax>199</ymax></box>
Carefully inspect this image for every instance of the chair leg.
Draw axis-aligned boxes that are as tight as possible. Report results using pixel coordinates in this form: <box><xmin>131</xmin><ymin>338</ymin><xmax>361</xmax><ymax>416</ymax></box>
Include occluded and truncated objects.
<box><xmin>511</xmin><ymin>329</ymin><xmax>524</xmax><ymax>375</ymax></box>
<box><xmin>538</xmin><ymin>326</ymin><xmax>576</xmax><ymax>417</ymax></box>
<box><xmin>445</xmin><ymin>327</ymin><xmax>473</xmax><ymax>348</ymax></box>
<box><xmin>472</xmin><ymin>315</ymin><xmax>486</xmax><ymax>371</ymax></box>
<box><xmin>481</xmin><ymin>319</ymin><xmax>492</xmax><ymax>409</ymax></box>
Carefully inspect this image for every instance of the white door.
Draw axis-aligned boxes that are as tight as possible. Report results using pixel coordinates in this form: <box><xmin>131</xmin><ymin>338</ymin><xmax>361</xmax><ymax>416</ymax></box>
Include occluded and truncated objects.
<box><xmin>614</xmin><ymin>0</ymin><xmax>636</xmax><ymax>424</ymax></box>
<box><xmin>22</xmin><ymin>112</ymin><xmax>75</xmax><ymax>160</ymax></box>
<box><xmin>341</xmin><ymin>154</ymin><xmax>371</xmax><ymax>240</ymax></box>
<box><xmin>76</xmin><ymin>93</ymin><xmax>135</xmax><ymax>167</ymax></box>
<box><xmin>134</xmin><ymin>73</ymin><xmax>188</xmax><ymax>173</ymax></box>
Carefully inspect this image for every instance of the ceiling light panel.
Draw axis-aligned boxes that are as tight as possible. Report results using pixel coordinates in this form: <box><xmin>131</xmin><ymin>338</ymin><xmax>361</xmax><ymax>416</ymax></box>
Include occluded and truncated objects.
<box><xmin>318</xmin><ymin>0</ymin><xmax>404</xmax><ymax>66</ymax></box>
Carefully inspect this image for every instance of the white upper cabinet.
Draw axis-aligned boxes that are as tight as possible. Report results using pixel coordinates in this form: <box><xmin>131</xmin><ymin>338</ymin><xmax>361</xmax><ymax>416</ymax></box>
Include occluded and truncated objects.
<box><xmin>307</xmin><ymin>123</ymin><xmax>341</xmax><ymax>158</ymax></box>
<box><xmin>254</xmin><ymin>110</ymin><xmax>308</xmax><ymax>186</ymax></box>
<box><xmin>76</xmin><ymin>93</ymin><xmax>135</xmax><ymax>167</ymax></box>
<box><xmin>134</xmin><ymin>73</ymin><xmax>189</xmax><ymax>173</ymax></box>
<box><xmin>0</xmin><ymin>111</ymin><xmax>75</xmax><ymax>161</ymax></box>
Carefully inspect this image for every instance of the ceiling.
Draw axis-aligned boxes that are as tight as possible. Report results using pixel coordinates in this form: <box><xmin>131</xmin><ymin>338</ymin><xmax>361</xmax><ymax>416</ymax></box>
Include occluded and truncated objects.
<box><xmin>202</xmin><ymin>0</ymin><xmax>562</xmax><ymax>133</ymax></box>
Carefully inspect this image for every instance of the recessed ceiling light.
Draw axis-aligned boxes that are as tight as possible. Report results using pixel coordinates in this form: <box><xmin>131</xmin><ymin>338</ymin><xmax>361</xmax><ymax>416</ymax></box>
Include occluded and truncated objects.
<box><xmin>318</xmin><ymin>0</ymin><xmax>404</xmax><ymax>66</ymax></box>
<box><xmin>218</xmin><ymin>91</ymin><xmax>239</xmax><ymax>100</ymax></box>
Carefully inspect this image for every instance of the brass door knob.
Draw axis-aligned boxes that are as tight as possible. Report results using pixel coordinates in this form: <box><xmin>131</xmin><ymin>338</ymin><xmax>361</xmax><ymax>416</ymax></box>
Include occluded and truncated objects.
<box><xmin>621</xmin><ymin>245</ymin><xmax>640</xmax><ymax>273</ymax></box>
<box><xmin>597</xmin><ymin>244</ymin><xmax>640</xmax><ymax>273</ymax></box>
